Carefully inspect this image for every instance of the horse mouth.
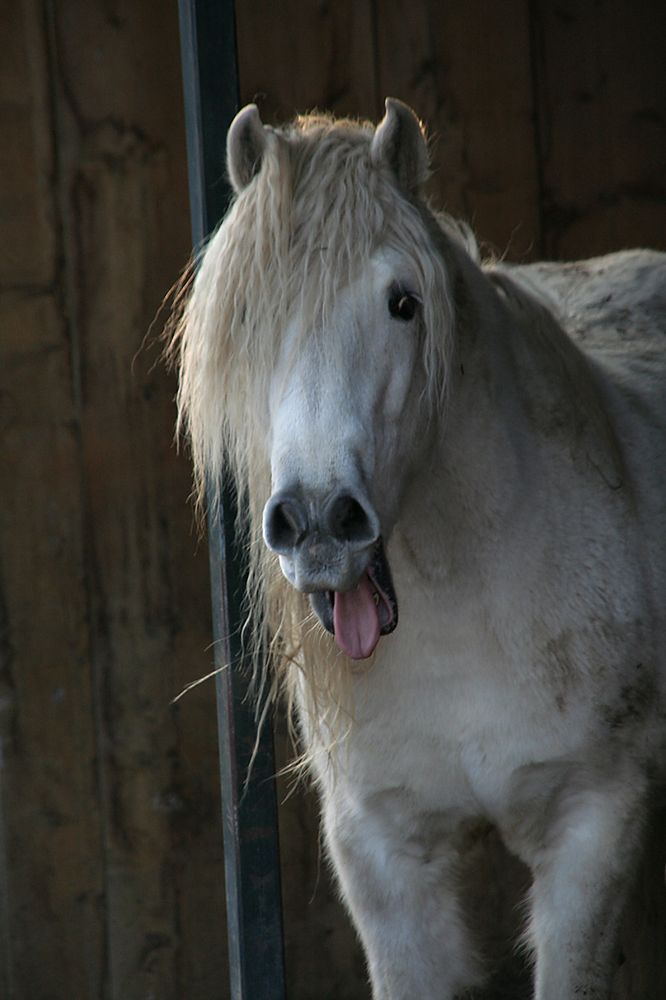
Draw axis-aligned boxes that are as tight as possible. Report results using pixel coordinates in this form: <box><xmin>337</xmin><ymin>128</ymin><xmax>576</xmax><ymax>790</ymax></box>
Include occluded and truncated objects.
<box><xmin>309</xmin><ymin>539</ymin><xmax>398</xmax><ymax>661</ymax></box>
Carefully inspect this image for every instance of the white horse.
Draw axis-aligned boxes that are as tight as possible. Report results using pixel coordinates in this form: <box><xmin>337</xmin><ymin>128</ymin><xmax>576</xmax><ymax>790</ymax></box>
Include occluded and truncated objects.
<box><xmin>170</xmin><ymin>99</ymin><xmax>666</xmax><ymax>999</ymax></box>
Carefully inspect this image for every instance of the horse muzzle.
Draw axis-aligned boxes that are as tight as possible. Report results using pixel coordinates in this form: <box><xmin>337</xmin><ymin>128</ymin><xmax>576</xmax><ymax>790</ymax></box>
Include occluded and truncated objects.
<box><xmin>263</xmin><ymin>488</ymin><xmax>379</xmax><ymax>583</ymax></box>
<box><xmin>263</xmin><ymin>489</ymin><xmax>398</xmax><ymax>659</ymax></box>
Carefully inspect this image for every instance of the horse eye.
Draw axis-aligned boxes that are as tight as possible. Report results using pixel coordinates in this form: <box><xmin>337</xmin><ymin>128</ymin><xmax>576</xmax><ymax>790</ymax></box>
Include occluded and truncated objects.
<box><xmin>388</xmin><ymin>289</ymin><xmax>418</xmax><ymax>322</ymax></box>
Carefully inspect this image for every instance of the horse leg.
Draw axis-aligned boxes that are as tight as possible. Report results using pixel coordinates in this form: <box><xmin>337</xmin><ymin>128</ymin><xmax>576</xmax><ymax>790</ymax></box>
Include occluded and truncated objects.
<box><xmin>527</xmin><ymin>775</ymin><xmax>646</xmax><ymax>1000</ymax></box>
<box><xmin>324</xmin><ymin>809</ymin><xmax>485</xmax><ymax>1000</ymax></box>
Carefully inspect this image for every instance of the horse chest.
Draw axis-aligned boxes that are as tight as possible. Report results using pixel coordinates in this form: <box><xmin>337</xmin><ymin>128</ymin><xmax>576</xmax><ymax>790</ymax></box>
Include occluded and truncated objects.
<box><xmin>348</xmin><ymin>644</ymin><xmax>575</xmax><ymax>825</ymax></box>
<box><xmin>349</xmin><ymin>656</ymin><xmax>544</xmax><ymax>816</ymax></box>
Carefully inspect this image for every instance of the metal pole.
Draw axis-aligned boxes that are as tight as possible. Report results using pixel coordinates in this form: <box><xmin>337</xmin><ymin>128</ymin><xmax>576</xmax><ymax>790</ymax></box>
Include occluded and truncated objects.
<box><xmin>177</xmin><ymin>3</ymin><xmax>287</xmax><ymax>998</ymax></box>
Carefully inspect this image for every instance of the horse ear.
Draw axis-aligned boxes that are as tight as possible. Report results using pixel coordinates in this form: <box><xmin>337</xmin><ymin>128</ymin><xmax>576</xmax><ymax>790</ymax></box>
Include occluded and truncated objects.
<box><xmin>371</xmin><ymin>98</ymin><xmax>428</xmax><ymax>192</ymax></box>
<box><xmin>227</xmin><ymin>104</ymin><xmax>267</xmax><ymax>193</ymax></box>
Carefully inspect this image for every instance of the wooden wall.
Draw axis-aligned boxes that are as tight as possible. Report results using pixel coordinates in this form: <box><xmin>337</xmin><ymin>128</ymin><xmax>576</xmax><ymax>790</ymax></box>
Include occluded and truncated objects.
<box><xmin>1</xmin><ymin>2</ymin><xmax>225</xmax><ymax>998</ymax></box>
<box><xmin>0</xmin><ymin>1</ymin><xmax>664</xmax><ymax>999</ymax></box>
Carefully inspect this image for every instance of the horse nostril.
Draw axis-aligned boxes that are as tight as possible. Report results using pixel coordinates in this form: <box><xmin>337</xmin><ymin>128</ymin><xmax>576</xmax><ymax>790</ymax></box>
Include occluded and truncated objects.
<box><xmin>263</xmin><ymin>495</ymin><xmax>307</xmax><ymax>553</ymax></box>
<box><xmin>327</xmin><ymin>494</ymin><xmax>378</xmax><ymax>546</ymax></box>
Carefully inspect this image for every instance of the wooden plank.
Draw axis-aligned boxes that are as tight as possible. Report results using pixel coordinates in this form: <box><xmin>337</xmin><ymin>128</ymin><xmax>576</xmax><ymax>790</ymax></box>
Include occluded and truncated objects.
<box><xmin>0</xmin><ymin>3</ymin><xmax>55</xmax><ymax>288</ymax></box>
<box><xmin>236</xmin><ymin>0</ymin><xmax>378</xmax><ymax>122</ymax></box>
<box><xmin>0</xmin><ymin>4</ymin><xmax>105</xmax><ymax>997</ymax></box>
<box><xmin>44</xmin><ymin>1</ymin><xmax>228</xmax><ymax>997</ymax></box>
<box><xmin>0</xmin><ymin>295</ymin><xmax>106</xmax><ymax>1000</ymax></box>
<box><xmin>532</xmin><ymin>0</ymin><xmax>666</xmax><ymax>258</ymax></box>
<box><xmin>375</xmin><ymin>0</ymin><xmax>542</xmax><ymax>259</ymax></box>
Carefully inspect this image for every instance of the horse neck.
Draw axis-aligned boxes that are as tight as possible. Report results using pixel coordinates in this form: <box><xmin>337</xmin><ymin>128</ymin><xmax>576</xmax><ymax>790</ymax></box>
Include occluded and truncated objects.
<box><xmin>394</xmin><ymin>249</ymin><xmax>622</xmax><ymax>584</ymax></box>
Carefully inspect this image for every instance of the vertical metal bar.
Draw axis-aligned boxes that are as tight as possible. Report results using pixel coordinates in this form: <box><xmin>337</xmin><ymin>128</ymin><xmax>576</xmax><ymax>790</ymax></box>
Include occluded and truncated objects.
<box><xmin>177</xmin><ymin>3</ymin><xmax>287</xmax><ymax>999</ymax></box>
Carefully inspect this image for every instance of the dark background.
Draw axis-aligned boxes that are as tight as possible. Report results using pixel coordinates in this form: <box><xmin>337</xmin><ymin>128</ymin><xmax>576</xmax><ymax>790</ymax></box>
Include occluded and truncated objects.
<box><xmin>1</xmin><ymin>1</ymin><xmax>665</xmax><ymax>998</ymax></box>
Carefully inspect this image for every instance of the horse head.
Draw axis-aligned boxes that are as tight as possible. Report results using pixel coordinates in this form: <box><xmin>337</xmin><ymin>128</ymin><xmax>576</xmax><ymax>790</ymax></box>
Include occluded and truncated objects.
<box><xmin>226</xmin><ymin>101</ymin><xmax>452</xmax><ymax>660</ymax></box>
<box><xmin>174</xmin><ymin>100</ymin><xmax>457</xmax><ymax>662</ymax></box>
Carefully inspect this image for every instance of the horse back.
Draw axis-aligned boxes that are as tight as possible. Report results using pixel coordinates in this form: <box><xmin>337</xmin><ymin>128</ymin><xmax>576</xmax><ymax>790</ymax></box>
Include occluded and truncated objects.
<box><xmin>514</xmin><ymin>250</ymin><xmax>665</xmax><ymax>480</ymax></box>
<box><xmin>519</xmin><ymin>249</ymin><xmax>666</xmax><ymax>663</ymax></box>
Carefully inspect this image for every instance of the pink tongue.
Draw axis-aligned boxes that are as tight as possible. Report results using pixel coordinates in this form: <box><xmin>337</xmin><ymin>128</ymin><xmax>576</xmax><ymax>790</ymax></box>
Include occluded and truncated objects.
<box><xmin>333</xmin><ymin>575</ymin><xmax>380</xmax><ymax>660</ymax></box>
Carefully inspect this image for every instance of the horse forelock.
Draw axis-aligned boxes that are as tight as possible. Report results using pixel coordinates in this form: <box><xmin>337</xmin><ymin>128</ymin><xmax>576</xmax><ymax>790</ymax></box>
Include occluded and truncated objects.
<box><xmin>167</xmin><ymin>112</ymin><xmax>464</xmax><ymax>750</ymax></box>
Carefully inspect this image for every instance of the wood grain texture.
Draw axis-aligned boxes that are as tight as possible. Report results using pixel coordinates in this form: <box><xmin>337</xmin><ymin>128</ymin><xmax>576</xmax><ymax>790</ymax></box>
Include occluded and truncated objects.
<box><xmin>236</xmin><ymin>0</ymin><xmax>379</xmax><ymax>123</ymax></box>
<box><xmin>532</xmin><ymin>0</ymin><xmax>666</xmax><ymax>258</ymax></box>
<box><xmin>0</xmin><ymin>4</ymin><xmax>55</xmax><ymax>288</ymax></box>
<box><xmin>0</xmin><ymin>4</ymin><xmax>106</xmax><ymax>997</ymax></box>
<box><xmin>374</xmin><ymin>0</ymin><xmax>541</xmax><ymax>259</ymax></box>
<box><xmin>1</xmin><ymin>2</ymin><xmax>227</xmax><ymax>998</ymax></box>
<box><xmin>46</xmin><ymin>0</ymin><xmax>229</xmax><ymax>995</ymax></box>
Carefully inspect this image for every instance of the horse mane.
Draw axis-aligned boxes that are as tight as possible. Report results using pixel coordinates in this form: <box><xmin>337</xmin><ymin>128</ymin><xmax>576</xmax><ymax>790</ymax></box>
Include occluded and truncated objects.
<box><xmin>165</xmin><ymin>110</ymin><xmax>569</xmax><ymax>759</ymax></box>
